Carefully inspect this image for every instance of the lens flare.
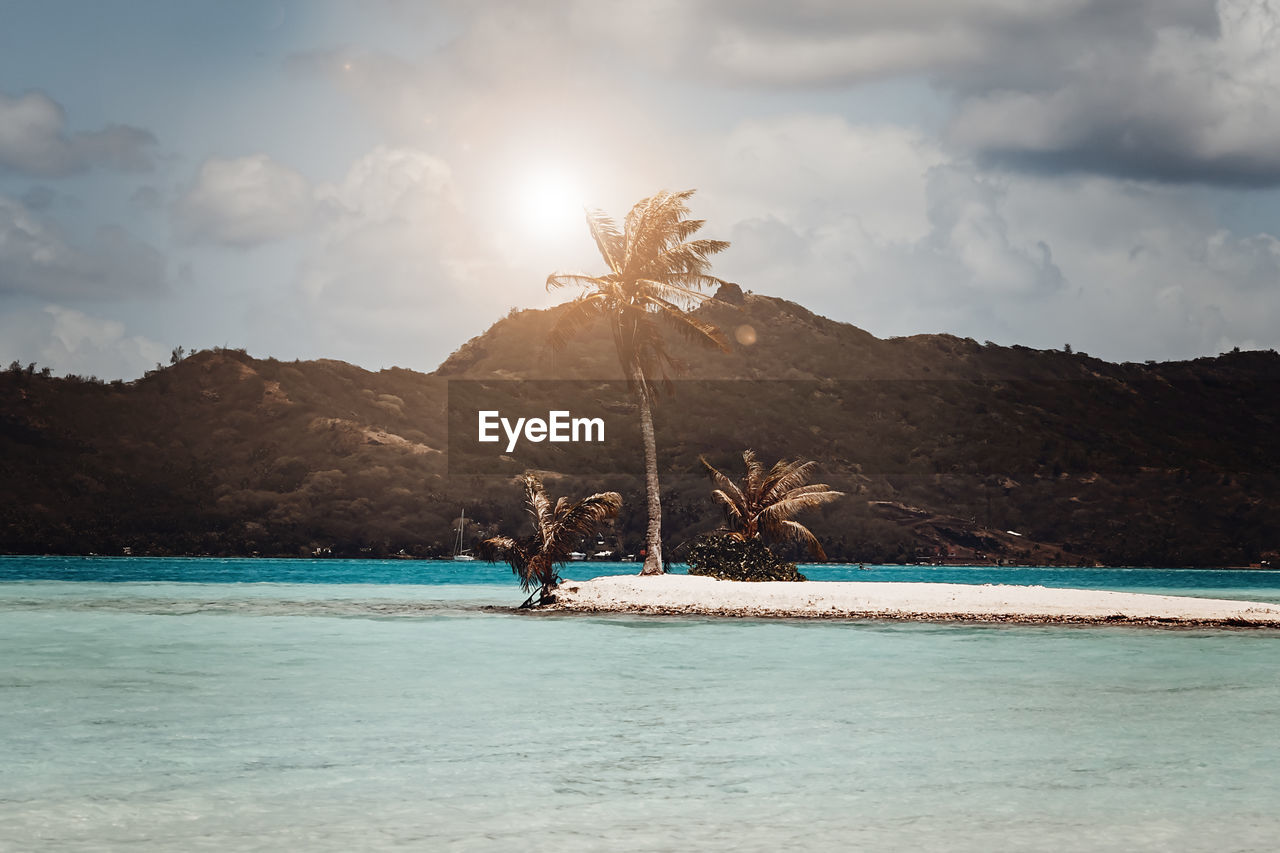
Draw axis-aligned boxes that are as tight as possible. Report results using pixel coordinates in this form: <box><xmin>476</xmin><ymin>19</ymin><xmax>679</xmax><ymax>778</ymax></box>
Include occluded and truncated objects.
<box><xmin>514</xmin><ymin>166</ymin><xmax>584</xmax><ymax>239</ymax></box>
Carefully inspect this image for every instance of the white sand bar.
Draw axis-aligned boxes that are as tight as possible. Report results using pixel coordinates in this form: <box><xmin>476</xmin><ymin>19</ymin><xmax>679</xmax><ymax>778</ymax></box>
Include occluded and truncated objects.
<box><xmin>549</xmin><ymin>574</ymin><xmax>1280</xmax><ymax>626</ymax></box>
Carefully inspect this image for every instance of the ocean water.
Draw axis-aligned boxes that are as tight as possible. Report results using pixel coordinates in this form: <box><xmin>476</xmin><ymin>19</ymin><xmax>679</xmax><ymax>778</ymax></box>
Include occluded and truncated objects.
<box><xmin>3</xmin><ymin>557</ymin><xmax>1280</xmax><ymax>851</ymax></box>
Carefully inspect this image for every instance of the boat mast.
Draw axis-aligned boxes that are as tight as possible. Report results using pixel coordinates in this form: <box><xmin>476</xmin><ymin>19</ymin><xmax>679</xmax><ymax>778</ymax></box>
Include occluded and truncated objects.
<box><xmin>454</xmin><ymin>509</ymin><xmax>466</xmax><ymax>556</ymax></box>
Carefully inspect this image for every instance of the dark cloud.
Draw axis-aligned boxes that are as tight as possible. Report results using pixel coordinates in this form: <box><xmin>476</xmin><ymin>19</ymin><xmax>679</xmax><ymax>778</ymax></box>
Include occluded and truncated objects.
<box><xmin>404</xmin><ymin>0</ymin><xmax>1267</xmax><ymax>187</ymax></box>
<box><xmin>947</xmin><ymin>1</ymin><xmax>1280</xmax><ymax>186</ymax></box>
<box><xmin>0</xmin><ymin>90</ymin><xmax>157</xmax><ymax>177</ymax></box>
<box><xmin>18</xmin><ymin>185</ymin><xmax>80</xmax><ymax>212</ymax></box>
<box><xmin>368</xmin><ymin>1</ymin><xmax>1269</xmax><ymax>186</ymax></box>
<box><xmin>0</xmin><ymin>195</ymin><xmax>167</xmax><ymax>299</ymax></box>
<box><xmin>130</xmin><ymin>185</ymin><xmax>163</xmax><ymax>212</ymax></box>
<box><xmin>969</xmin><ymin>146</ymin><xmax>1280</xmax><ymax>188</ymax></box>
<box><xmin>665</xmin><ymin>0</ymin><xmax>1280</xmax><ymax>186</ymax></box>
<box><xmin>20</xmin><ymin>186</ymin><xmax>57</xmax><ymax>211</ymax></box>
<box><xmin>593</xmin><ymin>0</ymin><xmax>1218</xmax><ymax>88</ymax></box>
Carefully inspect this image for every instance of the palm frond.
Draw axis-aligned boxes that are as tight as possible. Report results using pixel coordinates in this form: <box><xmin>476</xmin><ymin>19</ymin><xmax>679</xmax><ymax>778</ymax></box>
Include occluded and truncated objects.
<box><xmin>742</xmin><ymin>450</ymin><xmax>764</xmax><ymax>499</ymax></box>
<box><xmin>772</xmin><ymin>482</ymin><xmax>845</xmax><ymax>506</ymax></box>
<box><xmin>656</xmin><ymin>271</ymin><xmax>731</xmax><ymax>292</ymax></box>
<box><xmin>483</xmin><ymin>535</ymin><xmax>537</xmax><ymax>590</ymax></box>
<box><xmin>673</xmin><ymin>218</ymin><xmax>706</xmax><ymax>241</ymax></box>
<box><xmin>635</xmin><ymin>279</ymin><xmax>715</xmax><ymax>311</ymax></box>
<box><xmin>544</xmin><ymin>189</ymin><xmax>729</xmax><ymax>392</ymax></box>
<box><xmin>651</xmin><ymin>302</ymin><xmax>731</xmax><ymax>352</ymax></box>
<box><xmin>623</xmin><ymin>190</ymin><xmax>694</xmax><ymax>277</ymax></box>
<box><xmin>651</xmin><ymin>239</ymin><xmax>731</xmax><ymax>274</ymax></box>
<box><xmin>548</xmin><ymin>294</ymin><xmax>605</xmax><ymax>351</ymax></box>
<box><xmin>522</xmin><ymin>473</ymin><xmax>554</xmax><ymax>544</ymax></box>
<box><xmin>585</xmin><ymin>208</ymin><xmax>624</xmax><ymax>274</ymax></box>
<box><xmin>546</xmin><ymin>272</ymin><xmax>611</xmax><ymax>292</ymax></box>
<box><xmin>704</xmin><ymin>451</ymin><xmax>842</xmax><ymax>559</ymax></box>
<box><xmin>490</xmin><ymin>473</ymin><xmax>623</xmax><ymax>595</ymax></box>
<box><xmin>700</xmin><ymin>455</ymin><xmax>747</xmax><ymax>502</ymax></box>
<box><xmin>769</xmin><ymin>519</ymin><xmax>827</xmax><ymax>560</ymax></box>
<box><xmin>483</xmin><ymin>535</ymin><xmax>521</xmax><ymax>555</ymax></box>
<box><xmin>759</xmin><ymin>490</ymin><xmax>844</xmax><ymax>523</ymax></box>
<box><xmin>760</xmin><ymin>459</ymin><xmax>822</xmax><ymax>503</ymax></box>
<box><xmin>553</xmin><ymin>492</ymin><xmax>623</xmax><ymax>548</ymax></box>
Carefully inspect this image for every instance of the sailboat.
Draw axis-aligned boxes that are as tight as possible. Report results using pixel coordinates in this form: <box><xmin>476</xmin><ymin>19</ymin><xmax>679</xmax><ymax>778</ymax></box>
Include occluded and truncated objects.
<box><xmin>452</xmin><ymin>509</ymin><xmax>477</xmax><ymax>561</ymax></box>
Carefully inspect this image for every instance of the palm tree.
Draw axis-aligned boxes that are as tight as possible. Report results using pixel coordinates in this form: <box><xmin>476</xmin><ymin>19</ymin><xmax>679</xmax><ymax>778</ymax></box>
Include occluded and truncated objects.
<box><xmin>546</xmin><ymin>189</ymin><xmax>730</xmax><ymax>575</ymax></box>
<box><xmin>700</xmin><ymin>450</ymin><xmax>844</xmax><ymax>560</ymax></box>
<box><xmin>484</xmin><ymin>472</ymin><xmax>622</xmax><ymax>607</ymax></box>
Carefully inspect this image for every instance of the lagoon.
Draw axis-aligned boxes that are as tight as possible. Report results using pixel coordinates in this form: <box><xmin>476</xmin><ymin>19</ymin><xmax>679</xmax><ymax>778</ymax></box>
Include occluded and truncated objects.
<box><xmin>3</xmin><ymin>557</ymin><xmax>1280</xmax><ymax>851</ymax></box>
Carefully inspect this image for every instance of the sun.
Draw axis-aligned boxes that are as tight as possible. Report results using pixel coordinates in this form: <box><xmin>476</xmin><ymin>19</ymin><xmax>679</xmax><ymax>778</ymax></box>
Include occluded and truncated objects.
<box><xmin>513</xmin><ymin>166</ymin><xmax>586</xmax><ymax>240</ymax></box>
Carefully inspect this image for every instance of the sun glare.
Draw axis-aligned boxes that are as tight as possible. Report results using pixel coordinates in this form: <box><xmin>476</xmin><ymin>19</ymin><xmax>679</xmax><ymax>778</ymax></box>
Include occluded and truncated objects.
<box><xmin>514</xmin><ymin>166</ymin><xmax>585</xmax><ymax>240</ymax></box>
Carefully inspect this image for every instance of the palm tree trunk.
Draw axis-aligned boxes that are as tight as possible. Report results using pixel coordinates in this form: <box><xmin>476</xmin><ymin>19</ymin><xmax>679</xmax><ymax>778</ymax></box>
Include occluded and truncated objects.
<box><xmin>630</xmin><ymin>361</ymin><xmax>664</xmax><ymax>576</ymax></box>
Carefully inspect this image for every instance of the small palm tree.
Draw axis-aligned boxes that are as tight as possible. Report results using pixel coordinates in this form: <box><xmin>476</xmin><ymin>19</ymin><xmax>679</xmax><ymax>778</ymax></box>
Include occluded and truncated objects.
<box><xmin>700</xmin><ymin>451</ymin><xmax>844</xmax><ymax>560</ymax></box>
<box><xmin>547</xmin><ymin>189</ymin><xmax>730</xmax><ymax>576</ymax></box>
<box><xmin>484</xmin><ymin>472</ymin><xmax>622</xmax><ymax>607</ymax></box>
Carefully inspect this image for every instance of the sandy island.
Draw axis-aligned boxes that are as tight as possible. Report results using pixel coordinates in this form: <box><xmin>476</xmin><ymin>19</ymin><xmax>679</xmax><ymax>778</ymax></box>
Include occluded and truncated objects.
<box><xmin>547</xmin><ymin>574</ymin><xmax>1280</xmax><ymax>627</ymax></box>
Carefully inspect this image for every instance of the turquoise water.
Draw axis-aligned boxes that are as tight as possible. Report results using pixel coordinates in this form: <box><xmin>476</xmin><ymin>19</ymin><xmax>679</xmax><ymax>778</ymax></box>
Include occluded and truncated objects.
<box><xmin>3</xmin><ymin>558</ymin><xmax>1280</xmax><ymax>851</ymax></box>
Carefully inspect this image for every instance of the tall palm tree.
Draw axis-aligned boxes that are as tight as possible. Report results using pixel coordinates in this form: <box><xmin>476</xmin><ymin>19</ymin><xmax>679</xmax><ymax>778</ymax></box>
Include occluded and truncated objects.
<box><xmin>546</xmin><ymin>189</ymin><xmax>730</xmax><ymax>575</ymax></box>
<box><xmin>700</xmin><ymin>450</ymin><xmax>844</xmax><ymax>560</ymax></box>
<box><xmin>484</xmin><ymin>472</ymin><xmax>622</xmax><ymax>607</ymax></box>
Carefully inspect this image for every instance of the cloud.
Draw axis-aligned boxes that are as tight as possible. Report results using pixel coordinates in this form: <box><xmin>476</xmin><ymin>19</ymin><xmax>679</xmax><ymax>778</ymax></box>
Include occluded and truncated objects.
<box><xmin>994</xmin><ymin>174</ymin><xmax>1280</xmax><ymax>359</ymax></box>
<box><xmin>543</xmin><ymin>0</ymin><xmax>1215</xmax><ymax>87</ymax></box>
<box><xmin>152</xmin><ymin>2</ymin><xmax>1280</xmax><ymax>371</ymax></box>
<box><xmin>948</xmin><ymin>1</ymin><xmax>1280</xmax><ymax>185</ymax></box>
<box><xmin>0</xmin><ymin>305</ymin><xmax>169</xmax><ymax>379</ymax></box>
<box><xmin>348</xmin><ymin>1</ymin><xmax>1278</xmax><ymax>187</ymax></box>
<box><xmin>294</xmin><ymin>146</ymin><xmax>480</xmax><ymax>332</ymax></box>
<box><xmin>0</xmin><ymin>90</ymin><xmax>156</xmax><ymax>177</ymax></box>
<box><xmin>616</xmin><ymin>0</ymin><xmax>1280</xmax><ymax>185</ymax></box>
<box><xmin>719</xmin><ymin>167</ymin><xmax>1065</xmax><ymax>337</ymax></box>
<box><xmin>651</xmin><ymin>0</ymin><xmax>1280</xmax><ymax>185</ymax></box>
<box><xmin>175</xmin><ymin>154</ymin><xmax>316</xmax><ymax>247</ymax></box>
<box><xmin>693</xmin><ymin>113</ymin><xmax>1279</xmax><ymax>361</ymax></box>
<box><xmin>222</xmin><ymin>146</ymin><xmax>495</xmax><ymax>367</ymax></box>
<box><xmin>20</xmin><ymin>186</ymin><xmax>57</xmax><ymax>211</ymax></box>
<box><xmin>130</xmin><ymin>185</ymin><xmax>163</xmax><ymax>213</ymax></box>
<box><xmin>705</xmin><ymin>116</ymin><xmax>944</xmax><ymax>243</ymax></box>
<box><xmin>0</xmin><ymin>195</ymin><xmax>167</xmax><ymax>299</ymax></box>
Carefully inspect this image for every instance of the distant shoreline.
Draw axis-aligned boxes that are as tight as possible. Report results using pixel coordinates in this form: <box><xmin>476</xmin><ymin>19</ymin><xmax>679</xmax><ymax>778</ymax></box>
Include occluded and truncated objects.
<box><xmin>0</xmin><ymin>553</ymin><xmax>1274</xmax><ymax>571</ymax></box>
<box><xmin>545</xmin><ymin>575</ymin><xmax>1280</xmax><ymax>627</ymax></box>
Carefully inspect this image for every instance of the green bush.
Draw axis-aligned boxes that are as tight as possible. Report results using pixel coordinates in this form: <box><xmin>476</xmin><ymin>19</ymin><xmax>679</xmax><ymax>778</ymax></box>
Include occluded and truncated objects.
<box><xmin>686</xmin><ymin>535</ymin><xmax>806</xmax><ymax>582</ymax></box>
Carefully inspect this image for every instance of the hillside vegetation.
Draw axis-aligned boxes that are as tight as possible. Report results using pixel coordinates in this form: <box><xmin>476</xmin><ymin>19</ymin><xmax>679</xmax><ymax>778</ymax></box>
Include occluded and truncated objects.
<box><xmin>3</xmin><ymin>291</ymin><xmax>1277</xmax><ymax>566</ymax></box>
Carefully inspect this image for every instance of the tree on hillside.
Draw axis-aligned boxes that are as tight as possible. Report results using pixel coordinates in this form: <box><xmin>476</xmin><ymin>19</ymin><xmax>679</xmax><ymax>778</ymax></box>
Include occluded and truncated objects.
<box><xmin>546</xmin><ymin>189</ymin><xmax>730</xmax><ymax>575</ymax></box>
<box><xmin>700</xmin><ymin>450</ymin><xmax>844</xmax><ymax>560</ymax></box>
<box><xmin>483</xmin><ymin>472</ymin><xmax>622</xmax><ymax>606</ymax></box>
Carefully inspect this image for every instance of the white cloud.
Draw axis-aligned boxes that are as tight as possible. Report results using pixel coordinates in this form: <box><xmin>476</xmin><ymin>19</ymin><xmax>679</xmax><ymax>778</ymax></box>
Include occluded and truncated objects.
<box><xmin>0</xmin><ymin>90</ymin><xmax>156</xmax><ymax>176</ymax></box>
<box><xmin>175</xmin><ymin>154</ymin><xmax>315</xmax><ymax>247</ymax></box>
<box><xmin>272</xmin><ymin>145</ymin><xmax>519</xmax><ymax>367</ymax></box>
<box><xmin>0</xmin><ymin>305</ymin><xmax>169</xmax><ymax>379</ymax></box>
<box><xmin>707</xmin><ymin>116</ymin><xmax>944</xmax><ymax>243</ymax></box>
<box><xmin>701</xmin><ymin>118</ymin><xmax>1060</xmax><ymax>326</ymax></box>
<box><xmin>301</xmin><ymin>145</ymin><xmax>460</xmax><ymax>309</ymax></box>
<box><xmin>996</xmin><ymin>175</ymin><xmax>1280</xmax><ymax>359</ymax></box>
<box><xmin>0</xmin><ymin>194</ymin><xmax>166</xmax><ymax>299</ymax></box>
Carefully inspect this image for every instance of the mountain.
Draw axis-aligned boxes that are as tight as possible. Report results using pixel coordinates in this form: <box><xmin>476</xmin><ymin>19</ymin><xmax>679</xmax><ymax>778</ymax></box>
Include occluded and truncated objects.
<box><xmin>3</xmin><ymin>290</ymin><xmax>1278</xmax><ymax>566</ymax></box>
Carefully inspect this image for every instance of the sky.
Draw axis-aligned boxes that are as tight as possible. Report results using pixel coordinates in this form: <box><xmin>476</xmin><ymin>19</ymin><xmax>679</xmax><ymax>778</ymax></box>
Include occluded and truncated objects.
<box><xmin>2</xmin><ymin>0</ymin><xmax>1280</xmax><ymax>379</ymax></box>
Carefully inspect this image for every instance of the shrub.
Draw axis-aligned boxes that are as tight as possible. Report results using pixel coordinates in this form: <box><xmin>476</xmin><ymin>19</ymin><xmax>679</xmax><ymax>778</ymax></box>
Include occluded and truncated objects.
<box><xmin>686</xmin><ymin>535</ymin><xmax>806</xmax><ymax>582</ymax></box>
